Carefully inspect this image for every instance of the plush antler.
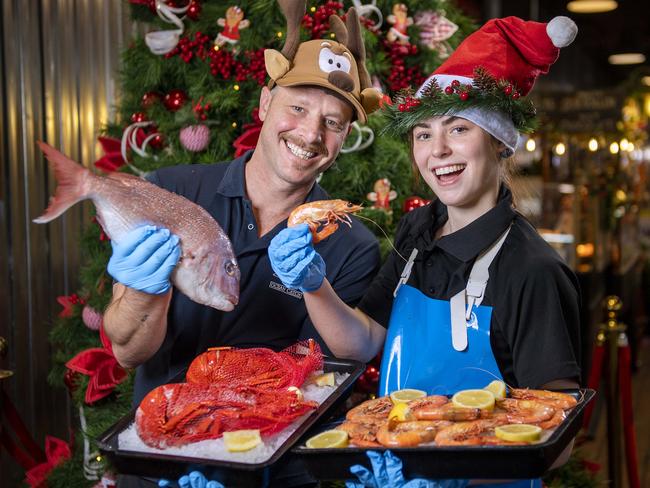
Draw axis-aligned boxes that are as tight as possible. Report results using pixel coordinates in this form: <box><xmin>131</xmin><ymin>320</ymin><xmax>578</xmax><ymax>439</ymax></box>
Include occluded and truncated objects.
<box><xmin>329</xmin><ymin>14</ymin><xmax>348</xmax><ymax>46</ymax></box>
<box><xmin>344</xmin><ymin>8</ymin><xmax>372</xmax><ymax>90</ymax></box>
<box><xmin>278</xmin><ymin>0</ymin><xmax>306</xmax><ymax>61</ymax></box>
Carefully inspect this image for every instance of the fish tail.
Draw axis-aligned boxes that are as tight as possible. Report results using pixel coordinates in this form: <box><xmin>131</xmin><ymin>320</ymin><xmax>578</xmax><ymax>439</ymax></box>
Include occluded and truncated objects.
<box><xmin>33</xmin><ymin>141</ymin><xmax>91</xmax><ymax>223</ymax></box>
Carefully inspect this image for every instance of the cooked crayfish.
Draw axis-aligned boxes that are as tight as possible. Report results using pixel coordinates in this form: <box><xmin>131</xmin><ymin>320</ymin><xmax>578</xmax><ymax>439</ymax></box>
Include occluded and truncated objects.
<box><xmin>136</xmin><ymin>383</ymin><xmax>317</xmax><ymax>448</ymax></box>
<box><xmin>288</xmin><ymin>199</ymin><xmax>363</xmax><ymax>243</ymax></box>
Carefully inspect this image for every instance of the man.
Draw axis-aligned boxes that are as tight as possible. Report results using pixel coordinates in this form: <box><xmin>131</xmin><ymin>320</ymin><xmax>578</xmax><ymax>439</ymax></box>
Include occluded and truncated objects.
<box><xmin>104</xmin><ymin>2</ymin><xmax>381</xmax><ymax>487</ymax></box>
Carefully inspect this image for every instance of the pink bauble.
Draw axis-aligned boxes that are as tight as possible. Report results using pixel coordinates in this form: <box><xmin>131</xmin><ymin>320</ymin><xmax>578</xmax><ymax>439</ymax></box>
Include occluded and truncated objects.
<box><xmin>180</xmin><ymin>124</ymin><xmax>210</xmax><ymax>152</ymax></box>
<box><xmin>82</xmin><ymin>305</ymin><xmax>103</xmax><ymax>331</ymax></box>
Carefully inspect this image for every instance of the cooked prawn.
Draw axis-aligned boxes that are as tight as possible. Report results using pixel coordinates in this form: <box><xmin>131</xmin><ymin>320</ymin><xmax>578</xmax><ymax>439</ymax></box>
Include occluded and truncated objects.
<box><xmin>509</xmin><ymin>388</ymin><xmax>577</xmax><ymax>410</ymax></box>
<box><xmin>337</xmin><ymin>419</ymin><xmax>384</xmax><ymax>447</ymax></box>
<box><xmin>288</xmin><ymin>199</ymin><xmax>363</xmax><ymax>243</ymax></box>
<box><xmin>377</xmin><ymin>420</ymin><xmax>451</xmax><ymax>448</ymax></box>
<box><xmin>346</xmin><ymin>396</ymin><xmax>394</xmax><ymax>422</ymax></box>
<box><xmin>434</xmin><ymin>419</ymin><xmax>504</xmax><ymax>446</ymax></box>
<box><xmin>496</xmin><ymin>398</ymin><xmax>557</xmax><ymax>425</ymax></box>
<box><xmin>412</xmin><ymin>401</ymin><xmax>490</xmax><ymax>422</ymax></box>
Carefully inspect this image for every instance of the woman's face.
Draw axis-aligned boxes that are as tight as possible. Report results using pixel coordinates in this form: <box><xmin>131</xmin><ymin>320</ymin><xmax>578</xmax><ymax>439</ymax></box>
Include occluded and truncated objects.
<box><xmin>412</xmin><ymin>116</ymin><xmax>502</xmax><ymax>211</ymax></box>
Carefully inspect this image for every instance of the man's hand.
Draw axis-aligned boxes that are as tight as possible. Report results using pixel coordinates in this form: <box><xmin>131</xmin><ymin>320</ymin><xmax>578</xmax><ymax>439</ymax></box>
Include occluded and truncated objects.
<box><xmin>158</xmin><ymin>470</ymin><xmax>224</xmax><ymax>488</ymax></box>
<box><xmin>346</xmin><ymin>450</ymin><xmax>469</xmax><ymax>488</ymax></box>
<box><xmin>107</xmin><ymin>225</ymin><xmax>181</xmax><ymax>295</ymax></box>
<box><xmin>268</xmin><ymin>224</ymin><xmax>326</xmax><ymax>292</ymax></box>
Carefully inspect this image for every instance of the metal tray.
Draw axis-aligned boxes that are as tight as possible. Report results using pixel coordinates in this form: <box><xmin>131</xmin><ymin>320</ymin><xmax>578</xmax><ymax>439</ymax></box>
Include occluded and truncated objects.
<box><xmin>293</xmin><ymin>388</ymin><xmax>596</xmax><ymax>480</ymax></box>
<box><xmin>97</xmin><ymin>358</ymin><xmax>365</xmax><ymax>486</ymax></box>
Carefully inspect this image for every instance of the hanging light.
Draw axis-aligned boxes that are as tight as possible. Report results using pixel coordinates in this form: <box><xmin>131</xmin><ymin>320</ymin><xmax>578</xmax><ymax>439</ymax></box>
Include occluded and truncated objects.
<box><xmin>525</xmin><ymin>138</ymin><xmax>536</xmax><ymax>152</ymax></box>
<box><xmin>588</xmin><ymin>138</ymin><xmax>598</xmax><ymax>151</ymax></box>
<box><xmin>620</xmin><ymin>138</ymin><xmax>629</xmax><ymax>151</ymax></box>
<box><xmin>609</xmin><ymin>142</ymin><xmax>619</xmax><ymax>154</ymax></box>
<box><xmin>642</xmin><ymin>76</ymin><xmax>650</xmax><ymax>87</ymax></box>
<box><xmin>566</xmin><ymin>1</ymin><xmax>617</xmax><ymax>13</ymax></box>
<box><xmin>554</xmin><ymin>142</ymin><xmax>566</xmax><ymax>156</ymax></box>
<box><xmin>608</xmin><ymin>53</ymin><xmax>646</xmax><ymax>65</ymax></box>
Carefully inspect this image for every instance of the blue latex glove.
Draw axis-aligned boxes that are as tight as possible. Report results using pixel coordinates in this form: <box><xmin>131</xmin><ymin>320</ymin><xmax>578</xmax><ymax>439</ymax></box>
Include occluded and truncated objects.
<box><xmin>268</xmin><ymin>224</ymin><xmax>326</xmax><ymax>292</ymax></box>
<box><xmin>346</xmin><ymin>450</ymin><xmax>469</xmax><ymax>488</ymax></box>
<box><xmin>107</xmin><ymin>224</ymin><xmax>181</xmax><ymax>294</ymax></box>
<box><xmin>158</xmin><ymin>470</ymin><xmax>224</xmax><ymax>488</ymax></box>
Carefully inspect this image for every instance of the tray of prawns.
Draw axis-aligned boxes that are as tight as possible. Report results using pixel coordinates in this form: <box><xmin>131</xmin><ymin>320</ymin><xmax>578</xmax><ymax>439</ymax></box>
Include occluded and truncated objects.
<box><xmin>294</xmin><ymin>383</ymin><xmax>595</xmax><ymax>480</ymax></box>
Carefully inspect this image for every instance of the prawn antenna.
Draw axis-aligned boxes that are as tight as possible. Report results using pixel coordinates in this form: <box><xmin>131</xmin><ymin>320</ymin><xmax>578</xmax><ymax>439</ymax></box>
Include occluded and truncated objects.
<box><xmin>354</xmin><ymin>214</ymin><xmax>407</xmax><ymax>262</ymax></box>
<box><xmin>460</xmin><ymin>367</ymin><xmax>516</xmax><ymax>390</ymax></box>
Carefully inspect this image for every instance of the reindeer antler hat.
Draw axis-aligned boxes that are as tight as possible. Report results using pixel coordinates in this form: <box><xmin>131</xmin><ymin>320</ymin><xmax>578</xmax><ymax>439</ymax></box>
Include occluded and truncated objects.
<box><xmin>265</xmin><ymin>0</ymin><xmax>381</xmax><ymax>123</ymax></box>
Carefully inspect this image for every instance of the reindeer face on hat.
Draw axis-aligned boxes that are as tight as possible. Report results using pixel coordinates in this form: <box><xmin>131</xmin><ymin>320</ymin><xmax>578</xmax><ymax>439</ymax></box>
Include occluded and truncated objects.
<box><xmin>264</xmin><ymin>0</ymin><xmax>381</xmax><ymax>123</ymax></box>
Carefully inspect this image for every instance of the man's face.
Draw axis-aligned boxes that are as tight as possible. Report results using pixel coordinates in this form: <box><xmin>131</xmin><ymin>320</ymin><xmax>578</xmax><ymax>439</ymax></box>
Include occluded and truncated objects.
<box><xmin>256</xmin><ymin>85</ymin><xmax>353</xmax><ymax>188</ymax></box>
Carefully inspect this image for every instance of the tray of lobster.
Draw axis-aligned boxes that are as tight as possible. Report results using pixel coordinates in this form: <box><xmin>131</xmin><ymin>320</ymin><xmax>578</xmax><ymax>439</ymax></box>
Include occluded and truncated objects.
<box><xmin>97</xmin><ymin>341</ymin><xmax>365</xmax><ymax>486</ymax></box>
<box><xmin>293</xmin><ymin>384</ymin><xmax>596</xmax><ymax>480</ymax></box>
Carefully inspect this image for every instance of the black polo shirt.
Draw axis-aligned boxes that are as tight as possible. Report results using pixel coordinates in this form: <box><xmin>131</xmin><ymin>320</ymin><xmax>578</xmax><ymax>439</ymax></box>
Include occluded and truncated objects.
<box><xmin>358</xmin><ymin>186</ymin><xmax>581</xmax><ymax>389</ymax></box>
<box><xmin>133</xmin><ymin>151</ymin><xmax>380</xmax><ymax>404</ymax></box>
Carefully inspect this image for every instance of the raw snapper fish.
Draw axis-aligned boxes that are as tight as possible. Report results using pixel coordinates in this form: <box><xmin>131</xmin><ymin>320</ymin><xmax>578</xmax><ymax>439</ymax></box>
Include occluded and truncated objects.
<box><xmin>33</xmin><ymin>141</ymin><xmax>240</xmax><ymax>311</ymax></box>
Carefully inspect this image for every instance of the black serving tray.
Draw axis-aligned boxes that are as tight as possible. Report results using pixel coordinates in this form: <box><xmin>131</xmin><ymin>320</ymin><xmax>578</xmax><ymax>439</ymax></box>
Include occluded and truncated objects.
<box><xmin>97</xmin><ymin>357</ymin><xmax>365</xmax><ymax>487</ymax></box>
<box><xmin>293</xmin><ymin>388</ymin><xmax>596</xmax><ymax>480</ymax></box>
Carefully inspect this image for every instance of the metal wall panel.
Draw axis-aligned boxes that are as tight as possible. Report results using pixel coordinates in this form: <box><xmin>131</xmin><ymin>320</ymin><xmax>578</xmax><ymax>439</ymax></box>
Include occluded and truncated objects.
<box><xmin>0</xmin><ymin>0</ymin><xmax>129</xmax><ymax>479</ymax></box>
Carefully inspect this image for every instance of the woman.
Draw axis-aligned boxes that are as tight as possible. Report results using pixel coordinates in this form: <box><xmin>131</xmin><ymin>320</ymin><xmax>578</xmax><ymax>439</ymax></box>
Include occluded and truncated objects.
<box><xmin>269</xmin><ymin>15</ymin><xmax>581</xmax><ymax>488</ymax></box>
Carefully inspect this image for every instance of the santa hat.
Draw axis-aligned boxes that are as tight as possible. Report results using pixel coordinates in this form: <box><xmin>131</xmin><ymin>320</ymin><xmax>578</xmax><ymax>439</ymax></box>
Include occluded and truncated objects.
<box><xmin>385</xmin><ymin>16</ymin><xmax>578</xmax><ymax>155</ymax></box>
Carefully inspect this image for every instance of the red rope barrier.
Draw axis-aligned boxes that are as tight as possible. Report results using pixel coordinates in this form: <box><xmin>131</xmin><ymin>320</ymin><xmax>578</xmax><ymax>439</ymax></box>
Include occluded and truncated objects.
<box><xmin>582</xmin><ymin>342</ymin><xmax>605</xmax><ymax>429</ymax></box>
<box><xmin>618</xmin><ymin>343</ymin><xmax>640</xmax><ymax>488</ymax></box>
<box><xmin>0</xmin><ymin>388</ymin><xmax>46</xmax><ymax>467</ymax></box>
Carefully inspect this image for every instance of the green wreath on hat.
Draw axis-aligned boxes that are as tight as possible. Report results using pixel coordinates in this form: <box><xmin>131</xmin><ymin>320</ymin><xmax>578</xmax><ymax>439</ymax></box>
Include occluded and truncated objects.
<box><xmin>383</xmin><ymin>67</ymin><xmax>538</xmax><ymax>136</ymax></box>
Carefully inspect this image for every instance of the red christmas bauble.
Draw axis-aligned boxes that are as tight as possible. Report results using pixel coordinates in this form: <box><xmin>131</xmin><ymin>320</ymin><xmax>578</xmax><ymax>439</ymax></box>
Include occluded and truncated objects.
<box><xmin>141</xmin><ymin>91</ymin><xmax>161</xmax><ymax>108</ymax></box>
<box><xmin>163</xmin><ymin>89</ymin><xmax>188</xmax><ymax>112</ymax></box>
<box><xmin>186</xmin><ymin>1</ymin><xmax>201</xmax><ymax>20</ymax></box>
<box><xmin>64</xmin><ymin>369</ymin><xmax>80</xmax><ymax>395</ymax></box>
<box><xmin>131</xmin><ymin>112</ymin><xmax>148</xmax><ymax>123</ymax></box>
<box><xmin>148</xmin><ymin>133</ymin><xmax>165</xmax><ymax>149</ymax></box>
<box><xmin>403</xmin><ymin>196</ymin><xmax>430</xmax><ymax>212</ymax></box>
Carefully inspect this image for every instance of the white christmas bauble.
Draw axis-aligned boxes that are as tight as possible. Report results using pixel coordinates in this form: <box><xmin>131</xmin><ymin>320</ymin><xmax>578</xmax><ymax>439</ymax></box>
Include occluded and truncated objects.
<box><xmin>180</xmin><ymin>125</ymin><xmax>211</xmax><ymax>152</ymax></box>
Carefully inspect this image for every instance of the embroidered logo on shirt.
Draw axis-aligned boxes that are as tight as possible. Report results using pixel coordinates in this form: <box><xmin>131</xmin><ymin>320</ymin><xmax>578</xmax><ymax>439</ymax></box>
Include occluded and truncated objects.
<box><xmin>269</xmin><ymin>281</ymin><xmax>304</xmax><ymax>299</ymax></box>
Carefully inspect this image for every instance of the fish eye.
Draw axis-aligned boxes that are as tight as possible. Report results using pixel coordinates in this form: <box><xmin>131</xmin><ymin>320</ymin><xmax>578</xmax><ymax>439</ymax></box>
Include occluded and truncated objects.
<box><xmin>225</xmin><ymin>260</ymin><xmax>236</xmax><ymax>276</ymax></box>
<box><xmin>346</xmin><ymin>202</ymin><xmax>354</xmax><ymax>208</ymax></box>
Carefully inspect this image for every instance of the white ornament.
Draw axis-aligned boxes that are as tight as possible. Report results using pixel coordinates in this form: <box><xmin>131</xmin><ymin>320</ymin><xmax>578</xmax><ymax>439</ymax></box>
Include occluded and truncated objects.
<box><xmin>145</xmin><ymin>0</ymin><xmax>189</xmax><ymax>55</ymax></box>
<box><xmin>341</xmin><ymin>122</ymin><xmax>374</xmax><ymax>154</ymax></box>
<box><xmin>180</xmin><ymin>124</ymin><xmax>211</xmax><ymax>152</ymax></box>
<box><xmin>351</xmin><ymin>0</ymin><xmax>383</xmax><ymax>30</ymax></box>
<box><xmin>120</xmin><ymin>121</ymin><xmax>162</xmax><ymax>176</ymax></box>
<box><xmin>414</xmin><ymin>10</ymin><xmax>458</xmax><ymax>58</ymax></box>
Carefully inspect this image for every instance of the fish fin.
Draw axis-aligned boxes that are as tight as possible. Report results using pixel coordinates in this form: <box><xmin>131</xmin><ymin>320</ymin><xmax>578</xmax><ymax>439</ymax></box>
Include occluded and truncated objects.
<box><xmin>33</xmin><ymin>141</ymin><xmax>90</xmax><ymax>223</ymax></box>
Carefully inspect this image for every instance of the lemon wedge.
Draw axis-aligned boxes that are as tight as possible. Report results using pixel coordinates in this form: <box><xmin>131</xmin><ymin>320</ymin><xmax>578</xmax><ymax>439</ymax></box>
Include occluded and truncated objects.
<box><xmin>389</xmin><ymin>388</ymin><xmax>427</xmax><ymax>404</ymax></box>
<box><xmin>305</xmin><ymin>429</ymin><xmax>349</xmax><ymax>448</ymax></box>
<box><xmin>451</xmin><ymin>389</ymin><xmax>496</xmax><ymax>411</ymax></box>
<box><xmin>483</xmin><ymin>380</ymin><xmax>507</xmax><ymax>400</ymax></box>
<box><xmin>314</xmin><ymin>372</ymin><xmax>335</xmax><ymax>386</ymax></box>
<box><xmin>495</xmin><ymin>424</ymin><xmax>542</xmax><ymax>443</ymax></box>
<box><xmin>223</xmin><ymin>429</ymin><xmax>262</xmax><ymax>452</ymax></box>
<box><xmin>388</xmin><ymin>402</ymin><xmax>412</xmax><ymax>422</ymax></box>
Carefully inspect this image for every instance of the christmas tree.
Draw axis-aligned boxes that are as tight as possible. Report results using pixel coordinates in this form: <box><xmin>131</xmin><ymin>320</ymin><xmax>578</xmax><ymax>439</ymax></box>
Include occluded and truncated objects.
<box><xmin>43</xmin><ymin>1</ymin><xmax>475</xmax><ymax>485</ymax></box>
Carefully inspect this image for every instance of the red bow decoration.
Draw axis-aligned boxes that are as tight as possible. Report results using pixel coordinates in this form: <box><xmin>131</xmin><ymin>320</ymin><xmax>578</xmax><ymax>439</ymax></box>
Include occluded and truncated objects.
<box><xmin>94</xmin><ymin>136</ymin><xmax>126</xmax><ymax>173</ymax></box>
<box><xmin>24</xmin><ymin>436</ymin><xmax>71</xmax><ymax>487</ymax></box>
<box><xmin>56</xmin><ymin>293</ymin><xmax>85</xmax><ymax>318</ymax></box>
<box><xmin>66</xmin><ymin>326</ymin><xmax>128</xmax><ymax>404</ymax></box>
<box><xmin>233</xmin><ymin>108</ymin><xmax>262</xmax><ymax>158</ymax></box>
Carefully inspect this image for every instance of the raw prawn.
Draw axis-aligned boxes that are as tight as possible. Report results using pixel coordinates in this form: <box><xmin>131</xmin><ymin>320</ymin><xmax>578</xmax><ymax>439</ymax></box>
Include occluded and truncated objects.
<box><xmin>288</xmin><ymin>199</ymin><xmax>363</xmax><ymax>243</ymax></box>
<box><xmin>509</xmin><ymin>388</ymin><xmax>577</xmax><ymax>410</ymax></box>
<box><xmin>377</xmin><ymin>420</ymin><xmax>452</xmax><ymax>448</ymax></box>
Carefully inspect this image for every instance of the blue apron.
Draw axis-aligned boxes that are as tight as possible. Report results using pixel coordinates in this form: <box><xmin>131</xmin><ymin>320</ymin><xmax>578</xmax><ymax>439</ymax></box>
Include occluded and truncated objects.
<box><xmin>378</xmin><ymin>228</ymin><xmax>541</xmax><ymax>488</ymax></box>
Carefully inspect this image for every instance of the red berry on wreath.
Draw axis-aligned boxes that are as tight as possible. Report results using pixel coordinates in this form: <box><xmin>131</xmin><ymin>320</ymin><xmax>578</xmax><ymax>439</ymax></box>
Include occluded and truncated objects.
<box><xmin>459</xmin><ymin>92</ymin><xmax>469</xmax><ymax>101</ymax></box>
<box><xmin>444</xmin><ymin>86</ymin><xmax>454</xmax><ymax>95</ymax></box>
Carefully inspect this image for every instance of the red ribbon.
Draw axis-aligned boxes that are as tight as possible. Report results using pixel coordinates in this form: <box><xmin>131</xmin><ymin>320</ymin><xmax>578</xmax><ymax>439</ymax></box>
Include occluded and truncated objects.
<box><xmin>94</xmin><ymin>136</ymin><xmax>125</xmax><ymax>173</ymax></box>
<box><xmin>66</xmin><ymin>326</ymin><xmax>128</xmax><ymax>404</ymax></box>
<box><xmin>24</xmin><ymin>436</ymin><xmax>71</xmax><ymax>487</ymax></box>
<box><xmin>233</xmin><ymin>108</ymin><xmax>262</xmax><ymax>158</ymax></box>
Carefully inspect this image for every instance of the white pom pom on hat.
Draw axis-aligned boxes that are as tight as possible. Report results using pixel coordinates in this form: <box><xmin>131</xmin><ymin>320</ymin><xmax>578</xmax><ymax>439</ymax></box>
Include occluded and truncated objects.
<box><xmin>547</xmin><ymin>16</ymin><xmax>578</xmax><ymax>48</ymax></box>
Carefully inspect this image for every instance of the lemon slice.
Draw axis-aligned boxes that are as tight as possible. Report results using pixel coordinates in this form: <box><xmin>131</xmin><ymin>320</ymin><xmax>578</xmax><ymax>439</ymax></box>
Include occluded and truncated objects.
<box><xmin>495</xmin><ymin>424</ymin><xmax>542</xmax><ymax>443</ymax></box>
<box><xmin>314</xmin><ymin>372</ymin><xmax>335</xmax><ymax>386</ymax></box>
<box><xmin>484</xmin><ymin>380</ymin><xmax>507</xmax><ymax>400</ymax></box>
<box><xmin>389</xmin><ymin>388</ymin><xmax>427</xmax><ymax>404</ymax></box>
<box><xmin>388</xmin><ymin>402</ymin><xmax>412</xmax><ymax>422</ymax></box>
<box><xmin>223</xmin><ymin>429</ymin><xmax>262</xmax><ymax>452</ymax></box>
<box><xmin>305</xmin><ymin>429</ymin><xmax>349</xmax><ymax>448</ymax></box>
<box><xmin>451</xmin><ymin>389</ymin><xmax>496</xmax><ymax>411</ymax></box>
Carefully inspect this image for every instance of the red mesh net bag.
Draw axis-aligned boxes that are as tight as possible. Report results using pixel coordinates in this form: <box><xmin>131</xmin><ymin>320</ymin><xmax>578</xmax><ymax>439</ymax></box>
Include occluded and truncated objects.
<box><xmin>186</xmin><ymin>339</ymin><xmax>324</xmax><ymax>390</ymax></box>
